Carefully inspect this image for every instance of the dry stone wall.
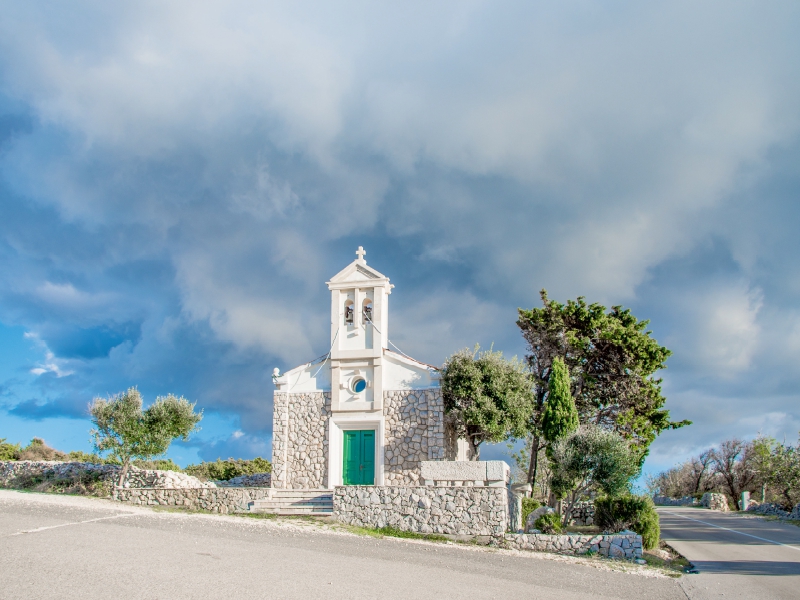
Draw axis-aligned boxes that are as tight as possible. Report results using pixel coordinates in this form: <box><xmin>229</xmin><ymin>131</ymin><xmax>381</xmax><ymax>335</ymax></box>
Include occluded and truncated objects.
<box><xmin>113</xmin><ymin>487</ymin><xmax>271</xmax><ymax>513</ymax></box>
<box><xmin>0</xmin><ymin>461</ymin><xmax>214</xmax><ymax>488</ymax></box>
<box><xmin>504</xmin><ymin>532</ymin><xmax>643</xmax><ymax>560</ymax></box>
<box><xmin>567</xmin><ymin>501</ymin><xmax>596</xmax><ymax>526</ymax></box>
<box><xmin>701</xmin><ymin>492</ymin><xmax>730</xmax><ymax>511</ymax></box>
<box><xmin>216</xmin><ymin>473</ymin><xmax>271</xmax><ymax>487</ymax></box>
<box><xmin>653</xmin><ymin>495</ymin><xmax>698</xmax><ymax>507</ymax></box>
<box><xmin>383</xmin><ymin>389</ymin><xmax>447</xmax><ymax>485</ymax></box>
<box><xmin>334</xmin><ymin>485</ymin><xmax>508</xmax><ymax>537</ymax></box>
<box><xmin>747</xmin><ymin>502</ymin><xmax>800</xmax><ymax>520</ymax></box>
<box><xmin>272</xmin><ymin>392</ymin><xmax>330</xmax><ymax>489</ymax></box>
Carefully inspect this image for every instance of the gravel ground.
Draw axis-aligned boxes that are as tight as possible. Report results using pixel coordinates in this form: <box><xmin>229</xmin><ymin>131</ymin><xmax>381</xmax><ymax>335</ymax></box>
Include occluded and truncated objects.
<box><xmin>0</xmin><ymin>490</ymin><xmax>685</xmax><ymax>599</ymax></box>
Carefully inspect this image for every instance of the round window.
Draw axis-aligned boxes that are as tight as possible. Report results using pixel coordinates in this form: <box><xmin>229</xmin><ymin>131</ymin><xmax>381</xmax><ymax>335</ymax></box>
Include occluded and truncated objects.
<box><xmin>352</xmin><ymin>377</ymin><xmax>367</xmax><ymax>393</ymax></box>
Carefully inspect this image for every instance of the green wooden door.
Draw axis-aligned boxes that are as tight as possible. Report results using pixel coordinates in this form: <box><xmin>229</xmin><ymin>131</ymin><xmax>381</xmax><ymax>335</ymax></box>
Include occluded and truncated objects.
<box><xmin>343</xmin><ymin>430</ymin><xmax>375</xmax><ymax>485</ymax></box>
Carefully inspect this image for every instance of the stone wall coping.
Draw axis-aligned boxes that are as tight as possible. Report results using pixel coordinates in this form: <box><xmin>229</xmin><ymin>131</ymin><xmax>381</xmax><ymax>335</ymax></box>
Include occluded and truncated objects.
<box><xmin>420</xmin><ymin>460</ymin><xmax>510</xmax><ymax>486</ymax></box>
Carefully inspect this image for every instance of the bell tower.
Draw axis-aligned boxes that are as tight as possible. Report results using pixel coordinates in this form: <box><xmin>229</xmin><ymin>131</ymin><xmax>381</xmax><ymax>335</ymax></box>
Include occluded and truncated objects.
<box><xmin>326</xmin><ymin>246</ymin><xmax>393</xmax><ymax>412</ymax></box>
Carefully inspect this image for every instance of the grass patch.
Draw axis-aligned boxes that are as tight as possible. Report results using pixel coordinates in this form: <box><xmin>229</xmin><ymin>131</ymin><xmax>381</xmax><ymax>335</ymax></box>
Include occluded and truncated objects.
<box><xmin>757</xmin><ymin>515</ymin><xmax>800</xmax><ymax>528</ymax></box>
<box><xmin>342</xmin><ymin>524</ymin><xmax>384</xmax><ymax>538</ymax></box>
<box><xmin>232</xmin><ymin>512</ymin><xmax>279</xmax><ymax>520</ymax></box>
<box><xmin>375</xmin><ymin>525</ymin><xmax>451</xmax><ymax>542</ymax></box>
<box><xmin>342</xmin><ymin>524</ymin><xmax>451</xmax><ymax>542</ymax></box>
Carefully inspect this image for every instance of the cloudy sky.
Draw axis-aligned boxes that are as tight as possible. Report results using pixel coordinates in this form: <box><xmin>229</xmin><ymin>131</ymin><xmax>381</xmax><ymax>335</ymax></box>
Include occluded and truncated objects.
<box><xmin>1</xmin><ymin>1</ymin><xmax>798</xmax><ymax>474</ymax></box>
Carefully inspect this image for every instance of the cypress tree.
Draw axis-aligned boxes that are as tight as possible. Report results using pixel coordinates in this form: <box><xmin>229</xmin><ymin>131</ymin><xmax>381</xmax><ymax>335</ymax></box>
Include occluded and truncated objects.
<box><xmin>541</xmin><ymin>357</ymin><xmax>579</xmax><ymax>444</ymax></box>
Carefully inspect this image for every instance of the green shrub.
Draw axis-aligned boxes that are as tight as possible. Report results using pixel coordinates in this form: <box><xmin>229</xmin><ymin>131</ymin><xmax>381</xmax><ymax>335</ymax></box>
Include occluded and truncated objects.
<box><xmin>534</xmin><ymin>512</ymin><xmax>563</xmax><ymax>534</ymax></box>
<box><xmin>132</xmin><ymin>458</ymin><xmax>183</xmax><ymax>471</ymax></box>
<box><xmin>595</xmin><ymin>495</ymin><xmax>660</xmax><ymax>550</ymax></box>
<box><xmin>594</xmin><ymin>496</ymin><xmax>649</xmax><ymax>531</ymax></box>
<box><xmin>521</xmin><ymin>498</ymin><xmax>541</xmax><ymax>526</ymax></box>
<box><xmin>67</xmin><ymin>450</ymin><xmax>113</xmax><ymax>464</ymax></box>
<box><xmin>184</xmin><ymin>457</ymin><xmax>272</xmax><ymax>481</ymax></box>
<box><xmin>10</xmin><ymin>470</ymin><xmax>110</xmax><ymax>497</ymax></box>
<box><xmin>0</xmin><ymin>438</ymin><xmax>21</xmax><ymax>461</ymax></box>
<box><xmin>633</xmin><ymin>504</ymin><xmax>660</xmax><ymax>550</ymax></box>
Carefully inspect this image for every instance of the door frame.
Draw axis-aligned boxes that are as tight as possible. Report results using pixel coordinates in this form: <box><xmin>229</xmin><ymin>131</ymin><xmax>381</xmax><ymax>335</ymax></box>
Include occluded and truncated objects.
<box><xmin>328</xmin><ymin>413</ymin><xmax>384</xmax><ymax>489</ymax></box>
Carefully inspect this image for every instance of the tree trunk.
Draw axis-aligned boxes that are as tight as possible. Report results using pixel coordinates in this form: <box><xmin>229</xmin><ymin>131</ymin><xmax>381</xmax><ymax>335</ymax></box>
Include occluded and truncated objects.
<box><xmin>117</xmin><ymin>458</ymin><xmax>130</xmax><ymax>488</ymax></box>
<box><xmin>470</xmin><ymin>434</ymin><xmax>481</xmax><ymax>461</ymax></box>
<box><xmin>527</xmin><ymin>434</ymin><xmax>540</xmax><ymax>496</ymax></box>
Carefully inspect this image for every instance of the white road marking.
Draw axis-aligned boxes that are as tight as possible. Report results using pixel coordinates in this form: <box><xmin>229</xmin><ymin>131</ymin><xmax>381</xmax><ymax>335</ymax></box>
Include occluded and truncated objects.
<box><xmin>7</xmin><ymin>513</ymin><xmax>137</xmax><ymax>537</ymax></box>
<box><xmin>661</xmin><ymin>510</ymin><xmax>800</xmax><ymax>552</ymax></box>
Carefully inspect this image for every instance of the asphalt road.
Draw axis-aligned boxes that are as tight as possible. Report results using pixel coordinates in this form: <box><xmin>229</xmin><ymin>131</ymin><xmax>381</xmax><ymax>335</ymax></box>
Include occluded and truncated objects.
<box><xmin>658</xmin><ymin>506</ymin><xmax>800</xmax><ymax>599</ymax></box>
<box><xmin>0</xmin><ymin>490</ymin><xmax>684</xmax><ymax>600</ymax></box>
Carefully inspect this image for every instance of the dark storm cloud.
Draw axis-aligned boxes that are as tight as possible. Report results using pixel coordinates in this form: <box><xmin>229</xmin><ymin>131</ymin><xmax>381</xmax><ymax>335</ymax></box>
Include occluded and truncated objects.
<box><xmin>0</xmin><ymin>1</ymin><xmax>798</xmax><ymax>469</ymax></box>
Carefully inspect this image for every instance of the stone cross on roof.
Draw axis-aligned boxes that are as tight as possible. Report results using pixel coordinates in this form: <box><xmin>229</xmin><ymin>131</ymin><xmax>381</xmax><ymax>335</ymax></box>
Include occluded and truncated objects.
<box><xmin>355</xmin><ymin>246</ymin><xmax>366</xmax><ymax>262</ymax></box>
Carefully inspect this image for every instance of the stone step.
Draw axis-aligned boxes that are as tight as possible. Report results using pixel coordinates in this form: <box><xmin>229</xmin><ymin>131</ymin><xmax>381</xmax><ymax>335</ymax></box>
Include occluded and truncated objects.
<box><xmin>249</xmin><ymin>489</ymin><xmax>333</xmax><ymax>515</ymax></box>
<box><xmin>251</xmin><ymin>502</ymin><xmax>332</xmax><ymax>510</ymax></box>
<box><xmin>263</xmin><ymin>493</ymin><xmax>332</xmax><ymax>499</ymax></box>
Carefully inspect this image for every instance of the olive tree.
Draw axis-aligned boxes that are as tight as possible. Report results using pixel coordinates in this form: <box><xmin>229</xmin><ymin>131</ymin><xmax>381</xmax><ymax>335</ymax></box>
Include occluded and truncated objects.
<box><xmin>90</xmin><ymin>387</ymin><xmax>203</xmax><ymax>487</ymax></box>
<box><xmin>441</xmin><ymin>346</ymin><xmax>534</xmax><ymax>460</ymax></box>
<box><xmin>549</xmin><ymin>425</ymin><xmax>640</xmax><ymax>525</ymax></box>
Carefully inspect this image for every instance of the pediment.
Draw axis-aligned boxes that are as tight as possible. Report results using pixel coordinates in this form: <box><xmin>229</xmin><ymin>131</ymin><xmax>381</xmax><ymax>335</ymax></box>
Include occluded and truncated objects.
<box><xmin>328</xmin><ymin>260</ymin><xmax>388</xmax><ymax>285</ymax></box>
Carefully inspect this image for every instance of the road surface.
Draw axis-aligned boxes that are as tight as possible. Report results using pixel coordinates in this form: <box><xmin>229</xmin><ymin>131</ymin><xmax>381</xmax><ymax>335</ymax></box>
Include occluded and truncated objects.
<box><xmin>0</xmin><ymin>490</ymin><xmax>683</xmax><ymax>600</ymax></box>
<box><xmin>658</xmin><ymin>506</ymin><xmax>800</xmax><ymax>599</ymax></box>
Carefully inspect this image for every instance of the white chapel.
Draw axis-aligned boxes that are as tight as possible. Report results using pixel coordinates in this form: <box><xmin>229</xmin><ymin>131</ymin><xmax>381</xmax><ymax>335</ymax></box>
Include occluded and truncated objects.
<box><xmin>271</xmin><ymin>247</ymin><xmax>461</xmax><ymax>489</ymax></box>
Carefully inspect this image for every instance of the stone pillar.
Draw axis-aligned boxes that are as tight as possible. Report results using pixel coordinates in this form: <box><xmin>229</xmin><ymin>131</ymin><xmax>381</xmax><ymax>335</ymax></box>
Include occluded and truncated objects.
<box><xmin>740</xmin><ymin>491</ymin><xmax>750</xmax><ymax>511</ymax></box>
<box><xmin>508</xmin><ymin>483</ymin><xmax>532</xmax><ymax>533</ymax></box>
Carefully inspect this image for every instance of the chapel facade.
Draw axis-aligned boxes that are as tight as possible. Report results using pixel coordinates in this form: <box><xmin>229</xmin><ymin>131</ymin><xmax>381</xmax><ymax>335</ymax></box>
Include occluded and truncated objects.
<box><xmin>271</xmin><ymin>247</ymin><xmax>462</xmax><ymax>489</ymax></box>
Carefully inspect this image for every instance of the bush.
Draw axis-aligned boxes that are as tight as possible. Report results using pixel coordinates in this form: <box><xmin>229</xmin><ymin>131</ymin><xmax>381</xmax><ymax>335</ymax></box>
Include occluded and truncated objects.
<box><xmin>184</xmin><ymin>457</ymin><xmax>272</xmax><ymax>481</ymax></box>
<box><xmin>633</xmin><ymin>504</ymin><xmax>660</xmax><ymax>550</ymax></box>
<box><xmin>521</xmin><ymin>498</ymin><xmax>541</xmax><ymax>526</ymax></box>
<box><xmin>535</xmin><ymin>512</ymin><xmax>563</xmax><ymax>534</ymax></box>
<box><xmin>594</xmin><ymin>496</ymin><xmax>649</xmax><ymax>531</ymax></box>
<box><xmin>132</xmin><ymin>458</ymin><xmax>183</xmax><ymax>471</ymax></box>
<box><xmin>10</xmin><ymin>469</ymin><xmax>110</xmax><ymax>497</ymax></box>
<box><xmin>595</xmin><ymin>495</ymin><xmax>660</xmax><ymax>550</ymax></box>
<box><xmin>16</xmin><ymin>438</ymin><xmax>67</xmax><ymax>461</ymax></box>
<box><xmin>0</xmin><ymin>438</ymin><xmax>21</xmax><ymax>460</ymax></box>
<box><xmin>67</xmin><ymin>450</ymin><xmax>114</xmax><ymax>464</ymax></box>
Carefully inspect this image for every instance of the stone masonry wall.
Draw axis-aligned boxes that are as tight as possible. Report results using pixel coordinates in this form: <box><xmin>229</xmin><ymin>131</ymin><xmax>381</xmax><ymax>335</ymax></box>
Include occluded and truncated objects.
<box><xmin>272</xmin><ymin>392</ymin><xmax>330</xmax><ymax>489</ymax></box>
<box><xmin>383</xmin><ymin>389</ymin><xmax>446</xmax><ymax>485</ymax></box>
<box><xmin>113</xmin><ymin>487</ymin><xmax>271</xmax><ymax>513</ymax></box>
<box><xmin>701</xmin><ymin>492</ymin><xmax>730</xmax><ymax>511</ymax></box>
<box><xmin>747</xmin><ymin>502</ymin><xmax>800</xmax><ymax>520</ymax></box>
<box><xmin>503</xmin><ymin>532</ymin><xmax>643</xmax><ymax>560</ymax></box>
<box><xmin>0</xmin><ymin>461</ymin><xmax>214</xmax><ymax>489</ymax></box>
<box><xmin>653</xmin><ymin>495</ymin><xmax>698</xmax><ymax>507</ymax></box>
<box><xmin>334</xmin><ymin>485</ymin><xmax>508</xmax><ymax>537</ymax></box>
<box><xmin>568</xmin><ymin>501</ymin><xmax>596</xmax><ymax>526</ymax></box>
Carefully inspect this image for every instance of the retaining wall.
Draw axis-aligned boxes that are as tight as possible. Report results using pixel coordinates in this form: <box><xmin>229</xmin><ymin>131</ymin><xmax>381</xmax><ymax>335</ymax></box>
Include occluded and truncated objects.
<box><xmin>112</xmin><ymin>487</ymin><xmax>271</xmax><ymax>513</ymax></box>
<box><xmin>503</xmin><ymin>531</ymin><xmax>642</xmax><ymax>560</ymax></box>
<box><xmin>334</xmin><ymin>485</ymin><xmax>508</xmax><ymax>537</ymax></box>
